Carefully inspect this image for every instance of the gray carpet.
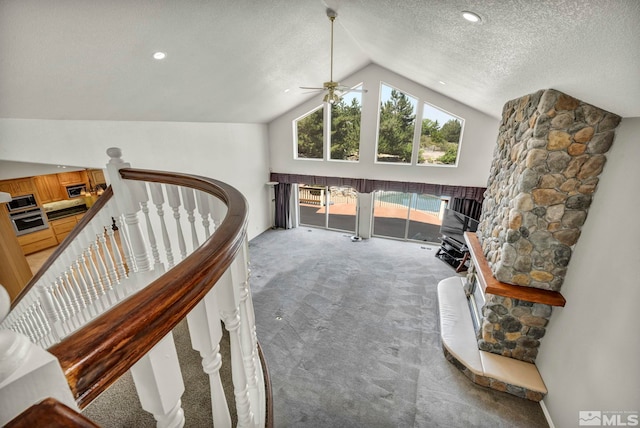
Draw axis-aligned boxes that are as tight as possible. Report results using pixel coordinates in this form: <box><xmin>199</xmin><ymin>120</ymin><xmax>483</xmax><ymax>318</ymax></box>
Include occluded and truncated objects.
<box><xmin>83</xmin><ymin>227</ymin><xmax>548</xmax><ymax>427</ymax></box>
<box><xmin>249</xmin><ymin>228</ymin><xmax>548</xmax><ymax>428</ymax></box>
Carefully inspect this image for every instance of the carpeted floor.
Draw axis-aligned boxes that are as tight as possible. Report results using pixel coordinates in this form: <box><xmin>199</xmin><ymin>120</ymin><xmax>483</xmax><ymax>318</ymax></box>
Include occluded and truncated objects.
<box><xmin>83</xmin><ymin>227</ymin><xmax>548</xmax><ymax>427</ymax></box>
<box><xmin>249</xmin><ymin>227</ymin><xmax>548</xmax><ymax>428</ymax></box>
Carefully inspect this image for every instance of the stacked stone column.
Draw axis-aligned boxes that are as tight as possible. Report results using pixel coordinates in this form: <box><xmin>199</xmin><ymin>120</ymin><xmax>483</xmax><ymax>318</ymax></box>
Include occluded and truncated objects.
<box><xmin>475</xmin><ymin>89</ymin><xmax>621</xmax><ymax>362</ymax></box>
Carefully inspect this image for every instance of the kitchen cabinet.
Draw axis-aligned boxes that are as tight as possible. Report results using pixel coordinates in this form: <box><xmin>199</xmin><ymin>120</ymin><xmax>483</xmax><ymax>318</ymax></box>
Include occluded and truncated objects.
<box><xmin>58</xmin><ymin>170</ymin><xmax>89</xmax><ymax>185</ymax></box>
<box><xmin>51</xmin><ymin>213</ymin><xmax>85</xmax><ymax>244</ymax></box>
<box><xmin>0</xmin><ymin>207</ymin><xmax>33</xmax><ymax>300</ymax></box>
<box><xmin>88</xmin><ymin>168</ymin><xmax>106</xmax><ymax>187</ymax></box>
<box><xmin>17</xmin><ymin>227</ymin><xmax>57</xmax><ymax>255</ymax></box>
<box><xmin>34</xmin><ymin>174</ymin><xmax>65</xmax><ymax>203</ymax></box>
<box><xmin>0</xmin><ymin>178</ymin><xmax>36</xmax><ymax>197</ymax></box>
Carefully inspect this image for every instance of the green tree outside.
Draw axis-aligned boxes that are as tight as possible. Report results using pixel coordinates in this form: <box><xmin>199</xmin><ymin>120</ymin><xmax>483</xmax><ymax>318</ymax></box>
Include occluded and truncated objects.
<box><xmin>419</xmin><ymin>118</ymin><xmax>462</xmax><ymax>165</ymax></box>
<box><xmin>440</xmin><ymin>119</ymin><xmax>462</xmax><ymax>143</ymax></box>
<box><xmin>296</xmin><ymin>107</ymin><xmax>324</xmax><ymax>159</ymax></box>
<box><xmin>377</xmin><ymin>89</ymin><xmax>416</xmax><ymax>163</ymax></box>
<box><xmin>330</xmin><ymin>97</ymin><xmax>362</xmax><ymax>161</ymax></box>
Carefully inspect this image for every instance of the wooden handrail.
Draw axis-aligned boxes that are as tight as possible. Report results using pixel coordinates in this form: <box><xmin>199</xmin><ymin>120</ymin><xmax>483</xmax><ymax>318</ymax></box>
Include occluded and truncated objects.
<box><xmin>11</xmin><ymin>186</ymin><xmax>115</xmax><ymax>309</ymax></box>
<box><xmin>5</xmin><ymin>398</ymin><xmax>100</xmax><ymax>428</ymax></box>
<box><xmin>46</xmin><ymin>168</ymin><xmax>249</xmax><ymax>408</ymax></box>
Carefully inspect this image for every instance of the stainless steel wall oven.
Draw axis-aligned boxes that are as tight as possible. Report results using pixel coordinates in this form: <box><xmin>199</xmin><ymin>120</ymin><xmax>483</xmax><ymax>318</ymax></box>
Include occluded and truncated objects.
<box><xmin>10</xmin><ymin>208</ymin><xmax>49</xmax><ymax>236</ymax></box>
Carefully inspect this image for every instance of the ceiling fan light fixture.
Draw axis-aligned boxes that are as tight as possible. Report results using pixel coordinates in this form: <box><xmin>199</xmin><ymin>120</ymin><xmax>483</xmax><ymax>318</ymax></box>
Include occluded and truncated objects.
<box><xmin>323</xmin><ymin>91</ymin><xmax>341</xmax><ymax>105</ymax></box>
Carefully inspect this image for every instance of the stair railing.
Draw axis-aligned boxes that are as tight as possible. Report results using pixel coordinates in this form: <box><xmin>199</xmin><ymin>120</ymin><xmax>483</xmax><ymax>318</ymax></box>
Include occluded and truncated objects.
<box><xmin>0</xmin><ymin>148</ymin><xmax>272</xmax><ymax>428</ymax></box>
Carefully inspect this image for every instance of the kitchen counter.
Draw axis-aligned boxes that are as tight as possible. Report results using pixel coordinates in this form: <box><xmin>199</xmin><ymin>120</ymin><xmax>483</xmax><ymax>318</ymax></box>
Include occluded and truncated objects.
<box><xmin>43</xmin><ymin>198</ymin><xmax>88</xmax><ymax>220</ymax></box>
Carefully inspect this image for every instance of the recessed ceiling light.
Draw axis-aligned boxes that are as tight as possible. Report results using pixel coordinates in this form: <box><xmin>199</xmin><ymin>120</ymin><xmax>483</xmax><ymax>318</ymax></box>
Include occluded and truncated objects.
<box><xmin>153</xmin><ymin>51</ymin><xmax>166</xmax><ymax>60</ymax></box>
<box><xmin>439</xmin><ymin>81</ymin><xmax>446</xmax><ymax>85</ymax></box>
<box><xmin>462</xmin><ymin>11</ymin><xmax>482</xmax><ymax>23</ymax></box>
<box><xmin>283</xmin><ymin>88</ymin><xmax>291</xmax><ymax>93</ymax></box>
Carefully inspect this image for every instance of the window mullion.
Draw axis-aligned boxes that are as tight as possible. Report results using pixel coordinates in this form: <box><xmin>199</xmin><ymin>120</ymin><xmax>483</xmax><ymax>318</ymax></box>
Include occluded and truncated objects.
<box><xmin>411</xmin><ymin>102</ymin><xmax>424</xmax><ymax>165</ymax></box>
<box><xmin>324</xmin><ymin>104</ymin><xmax>331</xmax><ymax>160</ymax></box>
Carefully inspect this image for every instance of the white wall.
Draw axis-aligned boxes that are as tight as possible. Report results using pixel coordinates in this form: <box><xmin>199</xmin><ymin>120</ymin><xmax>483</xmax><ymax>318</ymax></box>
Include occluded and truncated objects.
<box><xmin>0</xmin><ymin>119</ymin><xmax>271</xmax><ymax>239</ymax></box>
<box><xmin>537</xmin><ymin>117</ymin><xmax>640</xmax><ymax>427</ymax></box>
<box><xmin>268</xmin><ymin>64</ymin><xmax>499</xmax><ymax>188</ymax></box>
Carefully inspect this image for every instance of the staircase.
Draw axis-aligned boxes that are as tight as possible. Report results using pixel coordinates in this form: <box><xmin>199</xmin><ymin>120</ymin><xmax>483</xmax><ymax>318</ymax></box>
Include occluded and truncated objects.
<box><xmin>0</xmin><ymin>148</ymin><xmax>272</xmax><ymax>427</ymax></box>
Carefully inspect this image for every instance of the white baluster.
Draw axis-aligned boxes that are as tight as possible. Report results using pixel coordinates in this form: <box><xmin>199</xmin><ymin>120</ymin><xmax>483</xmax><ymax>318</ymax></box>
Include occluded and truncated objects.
<box><xmin>166</xmin><ymin>185</ymin><xmax>187</xmax><ymax>261</ymax></box>
<box><xmin>61</xmin><ymin>252</ymin><xmax>92</xmax><ymax>322</ymax></box>
<box><xmin>58</xmin><ymin>270</ymin><xmax>85</xmax><ymax>328</ymax></box>
<box><xmin>101</xmin><ymin>207</ymin><xmax>128</xmax><ymax>286</ymax></box>
<box><xmin>149</xmin><ymin>183</ymin><xmax>175</xmax><ymax>269</ymax></box>
<box><xmin>37</xmin><ymin>283</ymin><xmax>63</xmax><ymax>343</ymax></box>
<box><xmin>47</xmin><ymin>277</ymin><xmax>73</xmax><ymax>337</ymax></box>
<box><xmin>73</xmin><ymin>234</ymin><xmax>106</xmax><ymax>308</ymax></box>
<box><xmin>135</xmin><ymin>181</ymin><xmax>164</xmax><ymax>272</ymax></box>
<box><xmin>208</xmin><ymin>196</ymin><xmax>228</xmax><ymax>231</ymax></box>
<box><xmin>187</xmin><ymin>288</ymin><xmax>232</xmax><ymax>428</ymax></box>
<box><xmin>180</xmin><ymin>187</ymin><xmax>199</xmax><ymax>251</ymax></box>
<box><xmin>112</xmin><ymin>214</ymin><xmax>137</xmax><ymax>291</ymax></box>
<box><xmin>130</xmin><ymin>333</ymin><xmax>186</xmax><ymax>428</ymax></box>
<box><xmin>70</xmin><ymin>245</ymin><xmax>100</xmax><ymax>318</ymax></box>
<box><xmin>218</xmin><ymin>269</ymin><xmax>255</xmax><ymax>428</ymax></box>
<box><xmin>31</xmin><ymin>303</ymin><xmax>52</xmax><ymax>346</ymax></box>
<box><xmin>122</xmin><ymin>209</ymin><xmax>150</xmax><ymax>276</ymax></box>
<box><xmin>231</xmin><ymin>248</ymin><xmax>263</xmax><ymax>426</ymax></box>
<box><xmin>21</xmin><ymin>307</ymin><xmax>39</xmax><ymax>343</ymax></box>
<box><xmin>196</xmin><ymin>191</ymin><xmax>212</xmax><ymax>238</ymax></box>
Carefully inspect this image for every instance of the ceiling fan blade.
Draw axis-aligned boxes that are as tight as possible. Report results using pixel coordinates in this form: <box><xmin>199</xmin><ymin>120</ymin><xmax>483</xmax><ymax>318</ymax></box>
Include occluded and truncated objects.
<box><xmin>336</xmin><ymin>86</ymin><xmax>368</xmax><ymax>95</ymax></box>
<box><xmin>301</xmin><ymin>90</ymin><xmax>325</xmax><ymax>94</ymax></box>
<box><xmin>299</xmin><ymin>86</ymin><xmax>325</xmax><ymax>90</ymax></box>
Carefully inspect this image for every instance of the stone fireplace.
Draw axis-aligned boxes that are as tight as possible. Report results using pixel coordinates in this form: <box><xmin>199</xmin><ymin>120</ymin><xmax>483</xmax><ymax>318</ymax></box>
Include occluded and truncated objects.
<box><xmin>438</xmin><ymin>88</ymin><xmax>621</xmax><ymax>400</ymax></box>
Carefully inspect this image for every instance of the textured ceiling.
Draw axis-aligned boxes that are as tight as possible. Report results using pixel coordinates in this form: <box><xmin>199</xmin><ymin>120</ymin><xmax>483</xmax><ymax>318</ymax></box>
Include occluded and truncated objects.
<box><xmin>0</xmin><ymin>0</ymin><xmax>638</xmax><ymax>124</ymax></box>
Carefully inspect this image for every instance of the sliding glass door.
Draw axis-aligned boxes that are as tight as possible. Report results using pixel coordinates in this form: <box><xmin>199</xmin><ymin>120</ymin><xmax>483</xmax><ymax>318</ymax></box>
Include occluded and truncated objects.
<box><xmin>298</xmin><ymin>185</ymin><xmax>357</xmax><ymax>233</ymax></box>
<box><xmin>372</xmin><ymin>191</ymin><xmax>444</xmax><ymax>243</ymax></box>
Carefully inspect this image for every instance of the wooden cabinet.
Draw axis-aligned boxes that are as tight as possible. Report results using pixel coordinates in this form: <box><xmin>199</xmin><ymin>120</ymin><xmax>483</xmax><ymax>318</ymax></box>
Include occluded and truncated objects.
<box><xmin>0</xmin><ymin>208</ymin><xmax>33</xmax><ymax>300</ymax></box>
<box><xmin>58</xmin><ymin>170</ymin><xmax>89</xmax><ymax>185</ymax></box>
<box><xmin>50</xmin><ymin>213</ymin><xmax>85</xmax><ymax>243</ymax></box>
<box><xmin>88</xmin><ymin>169</ymin><xmax>106</xmax><ymax>187</ymax></box>
<box><xmin>34</xmin><ymin>174</ymin><xmax>65</xmax><ymax>203</ymax></box>
<box><xmin>17</xmin><ymin>227</ymin><xmax>57</xmax><ymax>255</ymax></box>
<box><xmin>51</xmin><ymin>216</ymin><xmax>76</xmax><ymax>243</ymax></box>
<box><xmin>0</xmin><ymin>178</ymin><xmax>36</xmax><ymax>197</ymax></box>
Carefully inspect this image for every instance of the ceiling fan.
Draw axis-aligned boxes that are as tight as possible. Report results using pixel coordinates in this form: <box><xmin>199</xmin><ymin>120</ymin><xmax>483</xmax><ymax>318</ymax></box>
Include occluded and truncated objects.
<box><xmin>300</xmin><ymin>8</ymin><xmax>366</xmax><ymax>104</ymax></box>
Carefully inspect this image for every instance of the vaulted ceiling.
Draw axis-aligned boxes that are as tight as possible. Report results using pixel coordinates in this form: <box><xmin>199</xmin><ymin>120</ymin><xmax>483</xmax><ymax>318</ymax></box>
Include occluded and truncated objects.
<box><xmin>1</xmin><ymin>0</ymin><xmax>638</xmax><ymax>124</ymax></box>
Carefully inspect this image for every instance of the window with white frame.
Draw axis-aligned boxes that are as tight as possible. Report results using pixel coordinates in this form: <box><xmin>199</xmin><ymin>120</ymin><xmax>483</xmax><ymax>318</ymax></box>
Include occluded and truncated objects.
<box><xmin>376</xmin><ymin>83</ymin><xmax>417</xmax><ymax>164</ymax></box>
<box><xmin>295</xmin><ymin>106</ymin><xmax>324</xmax><ymax>159</ymax></box>
<box><xmin>418</xmin><ymin>103</ymin><xmax>464</xmax><ymax>166</ymax></box>
<box><xmin>329</xmin><ymin>86</ymin><xmax>362</xmax><ymax>161</ymax></box>
<box><xmin>294</xmin><ymin>84</ymin><xmax>363</xmax><ymax>162</ymax></box>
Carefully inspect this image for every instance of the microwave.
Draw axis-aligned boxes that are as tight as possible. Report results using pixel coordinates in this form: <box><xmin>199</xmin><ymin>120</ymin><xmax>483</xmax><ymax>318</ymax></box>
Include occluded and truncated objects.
<box><xmin>66</xmin><ymin>183</ymin><xmax>87</xmax><ymax>198</ymax></box>
<box><xmin>7</xmin><ymin>194</ymin><xmax>38</xmax><ymax>212</ymax></box>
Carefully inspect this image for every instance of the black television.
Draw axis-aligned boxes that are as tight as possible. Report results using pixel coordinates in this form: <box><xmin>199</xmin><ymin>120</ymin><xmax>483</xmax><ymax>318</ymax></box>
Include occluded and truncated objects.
<box><xmin>440</xmin><ymin>208</ymin><xmax>479</xmax><ymax>246</ymax></box>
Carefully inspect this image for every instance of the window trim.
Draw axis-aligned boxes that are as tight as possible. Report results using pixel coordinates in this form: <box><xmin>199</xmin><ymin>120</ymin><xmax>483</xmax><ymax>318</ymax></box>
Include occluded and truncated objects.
<box><xmin>293</xmin><ymin>104</ymin><xmax>325</xmax><ymax>161</ymax></box>
<box><xmin>328</xmin><ymin>83</ymin><xmax>364</xmax><ymax>163</ymax></box>
<box><xmin>417</xmin><ymin>100</ymin><xmax>465</xmax><ymax>168</ymax></box>
<box><xmin>374</xmin><ymin>81</ymin><xmax>420</xmax><ymax>165</ymax></box>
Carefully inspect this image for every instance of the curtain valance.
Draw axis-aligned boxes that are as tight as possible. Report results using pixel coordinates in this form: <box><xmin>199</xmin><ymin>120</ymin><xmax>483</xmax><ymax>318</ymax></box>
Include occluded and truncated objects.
<box><xmin>270</xmin><ymin>172</ymin><xmax>486</xmax><ymax>203</ymax></box>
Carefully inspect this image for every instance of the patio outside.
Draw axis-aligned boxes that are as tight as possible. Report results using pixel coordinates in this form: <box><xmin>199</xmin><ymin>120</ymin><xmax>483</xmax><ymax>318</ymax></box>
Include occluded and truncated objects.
<box><xmin>299</xmin><ymin>186</ymin><xmax>444</xmax><ymax>243</ymax></box>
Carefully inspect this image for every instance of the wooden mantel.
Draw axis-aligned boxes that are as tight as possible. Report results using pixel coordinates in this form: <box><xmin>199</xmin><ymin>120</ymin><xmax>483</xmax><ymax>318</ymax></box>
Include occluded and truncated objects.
<box><xmin>464</xmin><ymin>232</ymin><xmax>566</xmax><ymax>307</ymax></box>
